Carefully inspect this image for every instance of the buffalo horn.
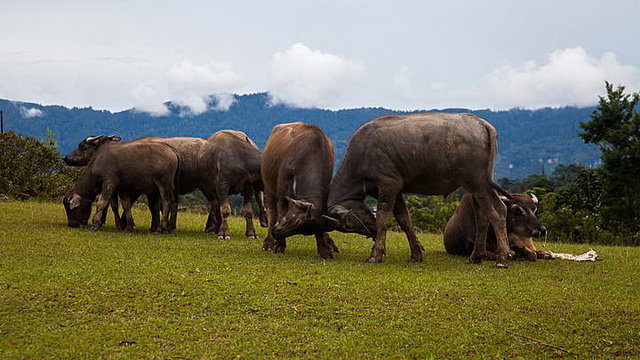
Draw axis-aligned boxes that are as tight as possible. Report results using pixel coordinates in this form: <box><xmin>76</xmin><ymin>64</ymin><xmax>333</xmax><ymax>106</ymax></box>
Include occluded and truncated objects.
<box><xmin>85</xmin><ymin>135</ymin><xmax>103</xmax><ymax>143</ymax></box>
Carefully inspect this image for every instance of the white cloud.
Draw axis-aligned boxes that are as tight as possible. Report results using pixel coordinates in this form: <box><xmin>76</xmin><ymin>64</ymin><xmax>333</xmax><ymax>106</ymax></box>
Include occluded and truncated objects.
<box><xmin>131</xmin><ymin>60</ymin><xmax>243</xmax><ymax>115</ymax></box>
<box><xmin>268</xmin><ymin>43</ymin><xmax>365</xmax><ymax>108</ymax></box>
<box><xmin>130</xmin><ymin>84</ymin><xmax>170</xmax><ymax>116</ymax></box>
<box><xmin>19</xmin><ymin>106</ymin><xmax>44</xmax><ymax>118</ymax></box>
<box><xmin>483</xmin><ymin>47</ymin><xmax>640</xmax><ymax>109</ymax></box>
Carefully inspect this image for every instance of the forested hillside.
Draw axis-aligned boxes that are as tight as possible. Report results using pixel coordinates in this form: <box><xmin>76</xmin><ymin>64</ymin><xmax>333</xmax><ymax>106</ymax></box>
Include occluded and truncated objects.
<box><xmin>0</xmin><ymin>93</ymin><xmax>599</xmax><ymax>179</ymax></box>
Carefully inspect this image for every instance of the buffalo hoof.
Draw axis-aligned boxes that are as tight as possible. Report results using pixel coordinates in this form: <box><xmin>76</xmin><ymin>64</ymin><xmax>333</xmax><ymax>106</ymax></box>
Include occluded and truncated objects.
<box><xmin>218</xmin><ymin>235</ymin><xmax>231</xmax><ymax>240</ymax></box>
<box><xmin>408</xmin><ymin>256</ymin><xmax>423</xmax><ymax>263</ymax></box>
<box><xmin>320</xmin><ymin>253</ymin><xmax>334</xmax><ymax>259</ymax></box>
<box><xmin>90</xmin><ymin>226</ymin><xmax>100</xmax><ymax>232</ymax></box>
<box><xmin>366</xmin><ymin>257</ymin><xmax>382</xmax><ymax>263</ymax></box>
<box><xmin>262</xmin><ymin>238</ymin><xmax>275</xmax><ymax>252</ymax></box>
<box><xmin>494</xmin><ymin>262</ymin><xmax>509</xmax><ymax>269</ymax></box>
<box><xmin>246</xmin><ymin>235</ymin><xmax>260</xmax><ymax>240</ymax></box>
<box><xmin>271</xmin><ymin>241</ymin><xmax>286</xmax><ymax>254</ymax></box>
<box><xmin>466</xmin><ymin>257</ymin><xmax>482</xmax><ymax>265</ymax></box>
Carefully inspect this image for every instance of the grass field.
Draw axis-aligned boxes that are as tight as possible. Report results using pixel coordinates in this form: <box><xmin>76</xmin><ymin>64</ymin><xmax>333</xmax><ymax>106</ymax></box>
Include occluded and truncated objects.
<box><xmin>1</xmin><ymin>200</ymin><xmax>639</xmax><ymax>359</ymax></box>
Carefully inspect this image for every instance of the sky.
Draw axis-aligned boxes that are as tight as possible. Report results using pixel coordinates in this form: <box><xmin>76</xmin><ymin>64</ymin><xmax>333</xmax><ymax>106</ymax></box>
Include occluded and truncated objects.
<box><xmin>1</xmin><ymin>0</ymin><xmax>639</xmax><ymax>115</ymax></box>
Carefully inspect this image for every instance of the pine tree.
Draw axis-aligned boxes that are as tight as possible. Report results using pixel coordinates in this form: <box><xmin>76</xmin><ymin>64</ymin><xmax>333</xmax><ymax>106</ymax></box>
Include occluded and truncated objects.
<box><xmin>579</xmin><ymin>81</ymin><xmax>640</xmax><ymax>240</ymax></box>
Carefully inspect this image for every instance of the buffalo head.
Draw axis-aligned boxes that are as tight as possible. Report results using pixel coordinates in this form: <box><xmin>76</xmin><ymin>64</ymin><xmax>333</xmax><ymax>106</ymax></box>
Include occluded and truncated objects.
<box><xmin>271</xmin><ymin>196</ymin><xmax>326</xmax><ymax>239</ymax></box>
<box><xmin>323</xmin><ymin>201</ymin><xmax>377</xmax><ymax>238</ymax></box>
<box><xmin>502</xmin><ymin>193</ymin><xmax>548</xmax><ymax>260</ymax></box>
<box><xmin>62</xmin><ymin>189</ymin><xmax>93</xmax><ymax>227</ymax></box>
<box><xmin>63</xmin><ymin>135</ymin><xmax>121</xmax><ymax>166</ymax></box>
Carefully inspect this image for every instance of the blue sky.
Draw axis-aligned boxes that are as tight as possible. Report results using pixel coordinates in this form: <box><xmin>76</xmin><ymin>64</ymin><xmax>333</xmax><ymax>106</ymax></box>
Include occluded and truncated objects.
<box><xmin>1</xmin><ymin>0</ymin><xmax>639</xmax><ymax>114</ymax></box>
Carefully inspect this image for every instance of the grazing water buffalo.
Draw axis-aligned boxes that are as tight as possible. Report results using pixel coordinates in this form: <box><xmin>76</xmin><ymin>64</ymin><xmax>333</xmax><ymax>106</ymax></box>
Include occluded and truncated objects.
<box><xmin>261</xmin><ymin>122</ymin><xmax>339</xmax><ymax>259</ymax></box>
<box><xmin>198</xmin><ymin>130</ymin><xmax>267</xmax><ymax>239</ymax></box>
<box><xmin>324</xmin><ymin>112</ymin><xmax>512</xmax><ymax>267</ymax></box>
<box><xmin>63</xmin><ymin>141</ymin><xmax>178</xmax><ymax>233</ymax></box>
<box><xmin>64</xmin><ymin>135</ymin><xmax>203</xmax><ymax>230</ymax></box>
<box><xmin>444</xmin><ymin>193</ymin><xmax>551</xmax><ymax>261</ymax></box>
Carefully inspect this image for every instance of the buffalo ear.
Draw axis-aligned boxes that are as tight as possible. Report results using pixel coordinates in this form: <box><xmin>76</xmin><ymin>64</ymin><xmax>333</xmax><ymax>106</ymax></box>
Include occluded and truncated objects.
<box><xmin>285</xmin><ymin>196</ymin><xmax>312</xmax><ymax>210</ymax></box>
<box><xmin>106</xmin><ymin>135</ymin><xmax>122</xmax><ymax>142</ymax></box>
<box><xmin>69</xmin><ymin>194</ymin><xmax>82</xmax><ymax>209</ymax></box>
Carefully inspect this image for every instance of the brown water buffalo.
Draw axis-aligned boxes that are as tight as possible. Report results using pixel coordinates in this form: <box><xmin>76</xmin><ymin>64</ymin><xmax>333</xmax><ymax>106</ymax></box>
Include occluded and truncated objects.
<box><xmin>444</xmin><ymin>193</ymin><xmax>551</xmax><ymax>261</ymax></box>
<box><xmin>324</xmin><ymin>112</ymin><xmax>512</xmax><ymax>267</ymax></box>
<box><xmin>261</xmin><ymin>122</ymin><xmax>339</xmax><ymax>259</ymax></box>
<box><xmin>63</xmin><ymin>141</ymin><xmax>178</xmax><ymax>233</ymax></box>
<box><xmin>198</xmin><ymin>130</ymin><xmax>267</xmax><ymax>239</ymax></box>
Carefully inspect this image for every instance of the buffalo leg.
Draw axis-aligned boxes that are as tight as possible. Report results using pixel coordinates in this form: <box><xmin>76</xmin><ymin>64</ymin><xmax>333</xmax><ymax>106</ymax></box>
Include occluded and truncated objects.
<box><xmin>324</xmin><ymin>232</ymin><xmax>340</xmax><ymax>253</ymax></box>
<box><xmin>393</xmin><ymin>195</ymin><xmax>424</xmax><ymax>262</ymax></box>
<box><xmin>241</xmin><ymin>186</ymin><xmax>259</xmax><ymax>239</ymax></box>
<box><xmin>262</xmin><ymin>193</ymin><xmax>279</xmax><ymax>252</ymax></box>
<box><xmin>255</xmin><ymin>188</ymin><xmax>268</xmax><ymax>228</ymax></box>
<box><xmin>91</xmin><ymin>182</ymin><xmax>116</xmax><ymax>231</ymax></box>
<box><xmin>315</xmin><ymin>232</ymin><xmax>333</xmax><ymax>259</ymax></box>
<box><xmin>368</xmin><ymin>179</ymin><xmax>401</xmax><ymax>262</ymax></box>
<box><xmin>119</xmin><ymin>194</ymin><xmax>136</xmax><ymax>232</ymax></box>
<box><xmin>154</xmin><ymin>183</ymin><xmax>174</xmax><ymax>234</ymax></box>
<box><xmin>468</xmin><ymin>190</ymin><xmax>509</xmax><ymax>267</ymax></box>
<box><xmin>215</xmin><ymin>182</ymin><xmax>232</xmax><ymax>239</ymax></box>
<box><xmin>148</xmin><ymin>192</ymin><xmax>161</xmax><ymax>233</ymax></box>
<box><xmin>109</xmin><ymin>193</ymin><xmax>125</xmax><ymax>230</ymax></box>
<box><xmin>203</xmin><ymin>191</ymin><xmax>221</xmax><ymax>234</ymax></box>
<box><xmin>168</xmin><ymin>193</ymin><xmax>179</xmax><ymax>231</ymax></box>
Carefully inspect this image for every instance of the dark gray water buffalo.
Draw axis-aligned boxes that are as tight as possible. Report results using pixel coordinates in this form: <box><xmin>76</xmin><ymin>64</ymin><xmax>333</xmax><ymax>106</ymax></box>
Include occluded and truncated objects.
<box><xmin>64</xmin><ymin>135</ymin><xmax>204</xmax><ymax>230</ymax></box>
<box><xmin>63</xmin><ymin>141</ymin><xmax>178</xmax><ymax>233</ymax></box>
<box><xmin>324</xmin><ymin>112</ymin><xmax>512</xmax><ymax>267</ymax></box>
<box><xmin>198</xmin><ymin>130</ymin><xmax>267</xmax><ymax>239</ymax></box>
<box><xmin>260</xmin><ymin>122</ymin><xmax>339</xmax><ymax>259</ymax></box>
<box><xmin>444</xmin><ymin>193</ymin><xmax>551</xmax><ymax>261</ymax></box>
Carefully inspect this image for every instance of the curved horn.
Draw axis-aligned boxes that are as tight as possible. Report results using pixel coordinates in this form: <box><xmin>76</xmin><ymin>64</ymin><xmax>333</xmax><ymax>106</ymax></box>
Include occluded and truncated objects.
<box><xmin>106</xmin><ymin>135</ymin><xmax>122</xmax><ymax>142</ymax></box>
<box><xmin>529</xmin><ymin>193</ymin><xmax>539</xmax><ymax>204</ymax></box>
<box><xmin>85</xmin><ymin>135</ymin><xmax>103</xmax><ymax>143</ymax></box>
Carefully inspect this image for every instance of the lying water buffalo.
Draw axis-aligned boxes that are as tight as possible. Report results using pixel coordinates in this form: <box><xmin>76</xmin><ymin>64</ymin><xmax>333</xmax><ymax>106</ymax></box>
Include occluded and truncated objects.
<box><xmin>444</xmin><ymin>193</ymin><xmax>551</xmax><ymax>261</ymax></box>
<box><xmin>261</xmin><ymin>122</ymin><xmax>339</xmax><ymax>259</ymax></box>
<box><xmin>63</xmin><ymin>140</ymin><xmax>178</xmax><ymax>233</ymax></box>
<box><xmin>325</xmin><ymin>112</ymin><xmax>512</xmax><ymax>267</ymax></box>
<box><xmin>198</xmin><ymin>130</ymin><xmax>267</xmax><ymax>239</ymax></box>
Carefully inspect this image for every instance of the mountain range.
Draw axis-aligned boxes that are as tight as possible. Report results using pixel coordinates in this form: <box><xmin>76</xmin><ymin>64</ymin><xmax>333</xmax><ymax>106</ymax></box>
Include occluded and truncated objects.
<box><xmin>0</xmin><ymin>93</ymin><xmax>600</xmax><ymax>180</ymax></box>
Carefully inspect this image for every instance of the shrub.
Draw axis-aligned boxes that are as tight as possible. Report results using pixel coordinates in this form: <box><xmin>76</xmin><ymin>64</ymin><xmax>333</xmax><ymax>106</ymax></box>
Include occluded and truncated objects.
<box><xmin>392</xmin><ymin>195</ymin><xmax>458</xmax><ymax>233</ymax></box>
<box><xmin>0</xmin><ymin>131</ymin><xmax>81</xmax><ymax>199</ymax></box>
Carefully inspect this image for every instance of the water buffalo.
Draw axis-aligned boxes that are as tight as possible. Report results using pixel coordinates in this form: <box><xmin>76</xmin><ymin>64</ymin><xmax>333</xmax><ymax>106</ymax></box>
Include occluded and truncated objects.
<box><xmin>444</xmin><ymin>193</ymin><xmax>551</xmax><ymax>261</ymax></box>
<box><xmin>64</xmin><ymin>135</ymin><xmax>204</xmax><ymax>230</ymax></box>
<box><xmin>198</xmin><ymin>130</ymin><xmax>267</xmax><ymax>239</ymax></box>
<box><xmin>261</xmin><ymin>122</ymin><xmax>339</xmax><ymax>259</ymax></box>
<box><xmin>63</xmin><ymin>140</ymin><xmax>178</xmax><ymax>233</ymax></box>
<box><xmin>324</xmin><ymin>112</ymin><xmax>512</xmax><ymax>267</ymax></box>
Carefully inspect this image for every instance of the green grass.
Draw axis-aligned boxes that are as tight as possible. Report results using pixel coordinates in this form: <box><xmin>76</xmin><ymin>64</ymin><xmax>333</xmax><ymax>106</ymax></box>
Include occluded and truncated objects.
<box><xmin>1</xmin><ymin>200</ymin><xmax>639</xmax><ymax>359</ymax></box>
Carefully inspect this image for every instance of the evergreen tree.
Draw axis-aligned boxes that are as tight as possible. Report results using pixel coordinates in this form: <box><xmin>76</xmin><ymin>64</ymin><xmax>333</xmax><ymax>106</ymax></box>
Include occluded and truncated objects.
<box><xmin>579</xmin><ymin>81</ymin><xmax>640</xmax><ymax>239</ymax></box>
